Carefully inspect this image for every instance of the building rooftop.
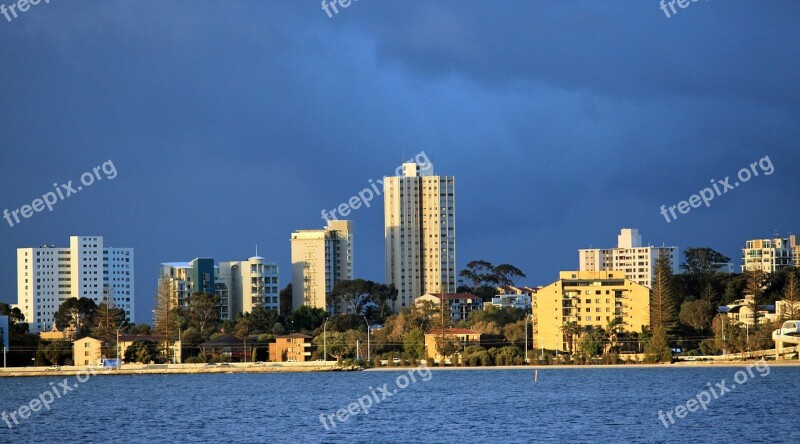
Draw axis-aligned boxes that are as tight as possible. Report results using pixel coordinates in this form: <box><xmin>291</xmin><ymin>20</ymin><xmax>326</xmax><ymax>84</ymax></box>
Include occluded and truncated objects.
<box><xmin>425</xmin><ymin>328</ymin><xmax>481</xmax><ymax>336</ymax></box>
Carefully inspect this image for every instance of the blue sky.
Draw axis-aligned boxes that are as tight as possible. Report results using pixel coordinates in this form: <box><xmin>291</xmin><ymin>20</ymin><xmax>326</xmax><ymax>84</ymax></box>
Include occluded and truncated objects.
<box><xmin>1</xmin><ymin>1</ymin><xmax>798</xmax><ymax>324</ymax></box>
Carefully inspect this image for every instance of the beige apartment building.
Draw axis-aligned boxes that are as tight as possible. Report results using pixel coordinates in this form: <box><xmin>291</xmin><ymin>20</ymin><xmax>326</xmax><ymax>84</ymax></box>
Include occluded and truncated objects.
<box><xmin>741</xmin><ymin>235</ymin><xmax>798</xmax><ymax>273</ymax></box>
<box><xmin>72</xmin><ymin>337</ymin><xmax>102</xmax><ymax>366</ymax></box>
<box><xmin>384</xmin><ymin>162</ymin><xmax>456</xmax><ymax>311</ymax></box>
<box><xmin>579</xmin><ymin>228</ymin><xmax>678</xmax><ymax>288</ymax></box>
<box><xmin>535</xmin><ymin>271</ymin><xmax>650</xmax><ymax>353</ymax></box>
<box><xmin>269</xmin><ymin>334</ymin><xmax>312</xmax><ymax>362</ymax></box>
<box><xmin>290</xmin><ymin>221</ymin><xmax>353</xmax><ymax>312</ymax></box>
<box><xmin>424</xmin><ymin>328</ymin><xmax>481</xmax><ymax>364</ymax></box>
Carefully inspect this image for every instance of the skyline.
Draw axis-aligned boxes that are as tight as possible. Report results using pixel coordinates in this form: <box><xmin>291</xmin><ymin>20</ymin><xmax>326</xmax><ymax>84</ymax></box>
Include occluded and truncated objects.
<box><xmin>1</xmin><ymin>1</ymin><xmax>799</xmax><ymax>325</ymax></box>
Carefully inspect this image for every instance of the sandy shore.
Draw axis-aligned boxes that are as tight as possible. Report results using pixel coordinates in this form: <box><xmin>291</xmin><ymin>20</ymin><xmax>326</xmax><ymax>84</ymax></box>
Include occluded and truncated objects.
<box><xmin>0</xmin><ymin>361</ymin><xmax>347</xmax><ymax>378</ymax></box>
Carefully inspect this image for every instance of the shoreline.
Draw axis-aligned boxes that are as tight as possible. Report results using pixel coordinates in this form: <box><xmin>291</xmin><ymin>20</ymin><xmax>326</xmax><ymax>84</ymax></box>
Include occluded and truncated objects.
<box><xmin>2</xmin><ymin>359</ymin><xmax>798</xmax><ymax>378</ymax></box>
<box><xmin>0</xmin><ymin>361</ymin><xmax>346</xmax><ymax>378</ymax></box>
<box><xmin>366</xmin><ymin>360</ymin><xmax>800</xmax><ymax>371</ymax></box>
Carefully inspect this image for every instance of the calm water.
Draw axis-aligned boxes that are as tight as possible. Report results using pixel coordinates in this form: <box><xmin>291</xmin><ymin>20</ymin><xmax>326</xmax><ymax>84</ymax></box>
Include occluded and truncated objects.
<box><xmin>0</xmin><ymin>366</ymin><xmax>798</xmax><ymax>443</ymax></box>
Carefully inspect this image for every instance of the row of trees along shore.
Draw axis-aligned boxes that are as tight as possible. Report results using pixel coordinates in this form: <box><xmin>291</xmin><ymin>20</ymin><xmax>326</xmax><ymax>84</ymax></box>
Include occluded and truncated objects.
<box><xmin>2</xmin><ymin>248</ymin><xmax>798</xmax><ymax>366</ymax></box>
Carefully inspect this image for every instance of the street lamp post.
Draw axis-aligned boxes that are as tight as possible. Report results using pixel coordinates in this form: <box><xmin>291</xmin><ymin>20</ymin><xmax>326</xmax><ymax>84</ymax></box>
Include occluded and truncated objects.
<box><xmin>364</xmin><ymin>316</ymin><xmax>370</xmax><ymax>361</ymax></box>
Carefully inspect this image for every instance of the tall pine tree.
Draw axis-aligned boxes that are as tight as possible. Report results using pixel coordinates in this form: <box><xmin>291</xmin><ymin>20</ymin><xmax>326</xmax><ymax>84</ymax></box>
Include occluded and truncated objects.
<box><xmin>650</xmin><ymin>251</ymin><xmax>677</xmax><ymax>331</ymax></box>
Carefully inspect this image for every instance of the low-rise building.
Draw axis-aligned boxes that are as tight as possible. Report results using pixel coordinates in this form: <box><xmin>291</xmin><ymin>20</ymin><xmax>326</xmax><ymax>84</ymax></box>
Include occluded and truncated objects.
<box><xmin>424</xmin><ymin>328</ymin><xmax>481</xmax><ymax>364</ymax></box>
<box><xmin>487</xmin><ymin>294</ymin><xmax>532</xmax><ymax>310</ymax></box>
<box><xmin>39</xmin><ymin>324</ymin><xmax>76</xmax><ymax>341</ymax></box>
<box><xmin>719</xmin><ymin>296</ymin><xmax>776</xmax><ymax>326</ymax></box>
<box><xmin>269</xmin><ymin>334</ymin><xmax>312</xmax><ymax>362</ymax></box>
<box><xmin>414</xmin><ymin>293</ymin><xmax>483</xmax><ymax>321</ymax></box>
<box><xmin>118</xmin><ymin>335</ymin><xmax>181</xmax><ymax>364</ymax></box>
<box><xmin>535</xmin><ymin>271</ymin><xmax>650</xmax><ymax>353</ymax></box>
<box><xmin>72</xmin><ymin>337</ymin><xmax>102</xmax><ymax>366</ymax></box>
<box><xmin>201</xmin><ymin>334</ymin><xmax>246</xmax><ymax>361</ymax></box>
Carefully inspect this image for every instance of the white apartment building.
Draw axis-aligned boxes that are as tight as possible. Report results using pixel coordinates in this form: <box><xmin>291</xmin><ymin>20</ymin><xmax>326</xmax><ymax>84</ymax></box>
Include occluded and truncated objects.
<box><xmin>384</xmin><ymin>162</ymin><xmax>456</xmax><ymax>311</ymax></box>
<box><xmin>290</xmin><ymin>220</ymin><xmax>353</xmax><ymax>312</ymax></box>
<box><xmin>220</xmin><ymin>257</ymin><xmax>280</xmax><ymax>315</ymax></box>
<box><xmin>159</xmin><ymin>256</ymin><xmax>279</xmax><ymax>320</ymax></box>
<box><xmin>16</xmin><ymin>236</ymin><xmax>134</xmax><ymax>332</ymax></box>
<box><xmin>579</xmin><ymin>228</ymin><xmax>678</xmax><ymax>288</ymax></box>
<box><xmin>741</xmin><ymin>234</ymin><xmax>798</xmax><ymax>273</ymax></box>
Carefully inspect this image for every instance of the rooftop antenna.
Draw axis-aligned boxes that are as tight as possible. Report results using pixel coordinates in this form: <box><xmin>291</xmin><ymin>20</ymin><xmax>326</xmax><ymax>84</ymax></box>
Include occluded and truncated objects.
<box><xmin>255</xmin><ymin>244</ymin><xmax>258</xmax><ymax>257</ymax></box>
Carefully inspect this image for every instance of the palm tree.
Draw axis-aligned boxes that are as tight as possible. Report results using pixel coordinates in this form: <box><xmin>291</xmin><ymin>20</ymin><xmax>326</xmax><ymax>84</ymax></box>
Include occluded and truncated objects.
<box><xmin>605</xmin><ymin>318</ymin><xmax>624</xmax><ymax>354</ymax></box>
<box><xmin>560</xmin><ymin>321</ymin><xmax>581</xmax><ymax>356</ymax></box>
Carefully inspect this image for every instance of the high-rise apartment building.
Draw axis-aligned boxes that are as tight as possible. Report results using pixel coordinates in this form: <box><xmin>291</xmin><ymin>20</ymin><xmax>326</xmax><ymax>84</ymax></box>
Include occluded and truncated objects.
<box><xmin>578</xmin><ymin>228</ymin><xmax>678</xmax><ymax>288</ymax></box>
<box><xmin>534</xmin><ymin>271</ymin><xmax>650</xmax><ymax>353</ymax></box>
<box><xmin>220</xmin><ymin>257</ymin><xmax>280</xmax><ymax>315</ymax></box>
<box><xmin>742</xmin><ymin>234</ymin><xmax>798</xmax><ymax>273</ymax></box>
<box><xmin>384</xmin><ymin>162</ymin><xmax>456</xmax><ymax>310</ymax></box>
<box><xmin>290</xmin><ymin>220</ymin><xmax>353</xmax><ymax>312</ymax></box>
<box><xmin>16</xmin><ymin>236</ymin><xmax>134</xmax><ymax>332</ymax></box>
<box><xmin>159</xmin><ymin>256</ymin><xmax>279</xmax><ymax>320</ymax></box>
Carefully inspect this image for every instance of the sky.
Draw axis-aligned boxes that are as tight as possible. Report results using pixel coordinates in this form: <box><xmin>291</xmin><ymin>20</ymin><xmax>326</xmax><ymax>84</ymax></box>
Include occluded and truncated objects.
<box><xmin>0</xmin><ymin>1</ymin><xmax>798</xmax><ymax>324</ymax></box>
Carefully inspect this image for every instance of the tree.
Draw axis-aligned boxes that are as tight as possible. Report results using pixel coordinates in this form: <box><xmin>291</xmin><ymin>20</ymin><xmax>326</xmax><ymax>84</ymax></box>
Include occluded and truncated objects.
<box><xmin>124</xmin><ymin>340</ymin><xmax>158</xmax><ymax>364</ymax></box>
<box><xmin>458</xmin><ymin>260</ymin><xmax>498</xmax><ymax>289</ymax></box>
<box><xmin>745</xmin><ymin>269</ymin><xmax>767</xmax><ymax>326</ymax></box>
<box><xmin>183</xmin><ymin>292</ymin><xmax>220</xmax><ymax>334</ymax></box>
<box><xmin>368</xmin><ymin>283</ymin><xmax>398</xmax><ymax>320</ymax></box>
<box><xmin>39</xmin><ymin>340</ymin><xmax>72</xmax><ymax>365</ymax></box>
<box><xmin>53</xmin><ymin>297</ymin><xmax>97</xmax><ymax>336</ymax></box>
<box><xmin>679</xmin><ymin>299</ymin><xmax>713</xmax><ymax>332</ymax></box>
<box><xmin>434</xmin><ymin>336</ymin><xmax>462</xmax><ymax>363</ymax></box>
<box><xmin>234</xmin><ymin>315</ymin><xmax>253</xmax><ymax>362</ymax></box>
<box><xmin>503</xmin><ymin>319</ymin><xmax>527</xmax><ymax>346</ymax></box>
<box><xmin>279</xmin><ymin>283</ymin><xmax>293</xmax><ymax>317</ymax></box>
<box><xmin>153</xmin><ymin>277</ymin><xmax>178</xmax><ymax>362</ymax></box>
<box><xmin>403</xmin><ymin>328</ymin><xmax>425</xmax><ymax>359</ymax></box>
<box><xmin>560</xmin><ymin>321</ymin><xmax>581</xmax><ymax>355</ymax></box>
<box><xmin>93</xmin><ymin>298</ymin><xmax>126</xmax><ymax>358</ymax></box>
<box><xmin>0</xmin><ymin>303</ymin><xmax>25</xmax><ymax>323</ymax></box>
<box><xmin>494</xmin><ymin>264</ymin><xmax>527</xmax><ymax>287</ymax></box>
<box><xmin>645</xmin><ymin>326</ymin><xmax>672</xmax><ymax>363</ymax></box>
<box><xmin>683</xmin><ymin>248</ymin><xmax>731</xmax><ymax>277</ymax></box>
<box><xmin>605</xmin><ymin>318</ymin><xmax>624</xmax><ymax>353</ymax></box>
<box><xmin>578</xmin><ymin>329</ymin><xmax>605</xmax><ymax>360</ymax></box>
<box><xmin>779</xmin><ymin>270</ymin><xmax>800</xmax><ymax>321</ymax></box>
<box><xmin>458</xmin><ymin>260</ymin><xmax>527</xmax><ymax>302</ymax></box>
<box><xmin>650</xmin><ymin>252</ymin><xmax>677</xmax><ymax>331</ymax></box>
<box><xmin>288</xmin><ymin>305</ymin><xmax>327</xmax><ymax>332</ymax></box>
<box><xmin>249</xmin><ymin>306</ymin><xmax>281</xmax><ymax>334</ymax></box>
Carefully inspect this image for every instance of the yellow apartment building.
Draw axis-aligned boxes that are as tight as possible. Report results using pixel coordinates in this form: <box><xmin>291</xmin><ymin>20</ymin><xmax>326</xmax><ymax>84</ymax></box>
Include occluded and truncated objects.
<box><xmin>269</xmin><ymin>333</ymin><xmax>312</xmax><ymax>362</ymax></box>
<box><xmin>534</xmin><ymin>271</ymin><xmax>650</xmax><ymax>353</ymax></box>
<box><xmin>72</xmin><ymin>337</ymin><xmax>102</xmax><ymax>366</ymax></box>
